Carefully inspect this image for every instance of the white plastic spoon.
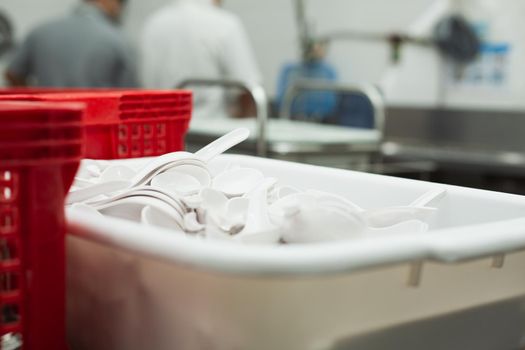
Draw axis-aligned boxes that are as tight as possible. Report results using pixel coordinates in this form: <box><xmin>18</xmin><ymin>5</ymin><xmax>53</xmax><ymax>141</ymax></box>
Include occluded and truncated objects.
<box><xmin>164</xmin><ymin>164</ymin><xmax>211</xmax><ymax>187</ymax></box>
<box><xmin>364</xmin><ymin>206</ymin><xmax>437</xmax><ymax>228</ymax></box>
<box><xmin>194</xmin><ymin>128</ymin><xmax>250</xmax><ymax>162</ymax></box>
<box><xmin>212</xmin><ymin>167</ymin><xmax>265</xmax><ymax>197</ymax></box>
<box><xmin>66</xmin><ymin>180</ymin><xmax>131</xmax><ymax>205</ymax></box>
<box><xmin>99</xmin><ymin>196</ymin><xmax>184</xmax><ymax>227</ymax></box>
<box><xmin>129</xmin><ymin>128</ymin><xmax>249</xmax><ymax>187</ymax></box>
<box><xmin>69</xmin><ymin>203</ymin><xmax>105</xmax><ymax>218</ymax></box>
<box><xmin>141</xmin><ymin>205</ymin><xmax>185</xmax><ymax>232</ymax></box>
<box><xmin>235</xmin><ymin>178</ymin><xmax>280</xmax><ymax>244</ymax></box>
<box><xmin>183</xmin><ymin>212</ymin><xmax>205</xmax><ymax>233</ymax></box>
<box><xmin>365</xmin><ymin>220</ymin><xmax>429</xmax><ymax>236</ymax></box>
<box><xmin>151</xmin><ymin>170</ymin><xmax>202</xmax><ymax>197</ymax></box>
<box><xmin>410</xmin><ymin>188</ymin><xmax>446</xmax><ymax>207</ymax></box>
<box><xmin>100</xmin><ymin>165</ymin><xmax>137</xmax><ymax>182</ymax></box>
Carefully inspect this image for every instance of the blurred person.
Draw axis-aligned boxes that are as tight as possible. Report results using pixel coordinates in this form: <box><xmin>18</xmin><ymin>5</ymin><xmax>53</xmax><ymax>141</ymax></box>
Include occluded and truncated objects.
<box><xmin>275</xmin><ymin>39</ymin><xmax>338</xmax><ymax>122</ymax></box>
<box><xmin>4</xmin><ymin>0</ymin><xmax>137</xmax><ymax>87</ymax></box>
<box><xmin>140</xmin><ymin>0</ymin><xmax>261</xmax><ymax>119</ymax></box>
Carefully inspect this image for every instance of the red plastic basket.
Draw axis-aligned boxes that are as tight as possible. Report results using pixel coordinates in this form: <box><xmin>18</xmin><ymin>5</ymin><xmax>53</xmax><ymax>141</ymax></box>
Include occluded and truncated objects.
<box><xmin>0</xmin><ymin>102</ymin><xmax>84</xmax><ymax>350</ymax></box>
<box><xmin>0</xmin><ymin>90</ymin><xmax>192</xmax><ymax>159</ymax></box>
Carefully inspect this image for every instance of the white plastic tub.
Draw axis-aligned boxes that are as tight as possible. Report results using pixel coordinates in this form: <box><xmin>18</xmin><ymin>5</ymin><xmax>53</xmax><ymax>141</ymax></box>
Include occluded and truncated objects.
<box><xmin>66</xmin><ymin>155</ymin><xmax>525</xmax><ymax>350</ymax></box>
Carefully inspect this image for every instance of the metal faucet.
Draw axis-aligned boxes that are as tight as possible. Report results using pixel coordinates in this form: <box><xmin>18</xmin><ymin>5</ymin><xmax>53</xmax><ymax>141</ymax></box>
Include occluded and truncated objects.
<box><xmin>279</xmin><ymin>81</ymin><xmax>386</xmax><ymax>138</ymax></box>
<box><xmin>176</xmin><ymin>79</ymin><xmax>269</xmax><ymax>157</ymax></box>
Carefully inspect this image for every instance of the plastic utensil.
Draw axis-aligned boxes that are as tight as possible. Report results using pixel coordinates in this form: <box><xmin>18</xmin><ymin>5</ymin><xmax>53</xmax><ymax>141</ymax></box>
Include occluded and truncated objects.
<box><xmin>88</xmin><ymin>186</ymin><xmax>187</xmax><ymax>217</ymax></box>
<box><xmin>131</xmin><ymin>128</ymin><xmax>249</xmax><ymax>187</ymax></box>
<box><xmin>164</xmin><ymin>164</ymin><xmax>211</xmax><ymax>187</ymax></box>
<box><xmin>212</xmin><ymin>167</ymin><xmax>265</xmax><ymax>197</ymax></box>
<box><xmin>364</xmin><ymin>206</ymin><xmax>437</xmax><ymax>228</ymax></box>
<box><xmin>99</xmin><ymin>196</ymin><xmax>184</xmax><ymax>228</ymax></box>
<box><xmin>410</xmin><ymin>188</ymin><xmax>447</xmax><ymax>207</ymax></box>
<box><xmin>235</xmin><ymin>178</ymin><xmax>280</xmax><ymax>244</ymax></box>
<box><xmin>365</xmin><ymin>220</ymin><xmax>429</xmax><ymax>236</ymax></box>
<box><xmin>70</xmin><ymin>128</ymin><xmax>249</xmax><ymax>204</ymax></box>
<box><xmin>194</xmin><ymin>128</ymin><xmax>250</xmax><ymax>162</ymax></box>
<box><xmin>69</xmin><ymin>203</ymin><xmax>105</xmax><ymax>218</ymax></box>
<box><xmin>141</xmin><ymin>206</ymin><xmax>186</xmax><ymax>232</ymax></box>
<box><xmin>183</xmin><ymin>212</ymin><xmax>205</xmax><ymax>233</ymax></box>
<box><xmin>100</xmin><ymin>165</ymin><xmax>137</xmax><ymax>182</ymax></box>
<box><xmin>66</xmin><ymin>180</ymin><xmax>131</xmax><ymax>205</ymax></box>
<box><xmin>151</xmin><ymin>170</ymin><xmax>202</xmax><ymax>197</ymax></box>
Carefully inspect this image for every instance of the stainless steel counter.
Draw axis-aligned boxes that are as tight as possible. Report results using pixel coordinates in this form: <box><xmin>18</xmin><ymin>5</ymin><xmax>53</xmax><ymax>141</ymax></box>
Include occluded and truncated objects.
<box><xmin>383</xmin><ymin>106</ymin><xmax>525</xmax><ymax>175</ymax></box>
<box><xmin>187</xmin><ymin>118</ymin><xmax>381</xmax><ymax>170</ymax></box>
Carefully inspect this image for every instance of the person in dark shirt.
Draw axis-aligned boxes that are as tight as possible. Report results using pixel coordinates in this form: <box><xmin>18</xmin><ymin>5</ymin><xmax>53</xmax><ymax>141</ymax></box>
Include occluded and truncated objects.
<box><xmin>5</xmin><ymin>0</ymin><xmax>136</xmax><ymax>88</ymax></box>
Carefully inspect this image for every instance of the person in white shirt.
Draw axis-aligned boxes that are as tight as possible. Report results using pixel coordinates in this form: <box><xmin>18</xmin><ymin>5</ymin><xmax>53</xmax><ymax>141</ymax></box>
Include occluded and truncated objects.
<box><xmin>140</xmin><ymin>0</ymin><xmax>261</xmax><ymax>119</ymax></box>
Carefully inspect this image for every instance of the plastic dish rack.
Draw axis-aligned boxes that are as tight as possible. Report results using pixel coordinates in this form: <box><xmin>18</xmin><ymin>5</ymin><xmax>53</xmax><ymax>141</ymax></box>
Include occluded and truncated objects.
<box><xmin>0</xmin><ymin>90</ymin><xmax>192</xmax><ymax>159</ymax></box>
<box><xmin>67</xmin><ymin>155</ymin><xmax>525</xmax><ymax>350</ymax></box>
<box><xmin>0</xmin><ymin>101</ymin><xmax>83</xmax><ymax>350</ymax></box>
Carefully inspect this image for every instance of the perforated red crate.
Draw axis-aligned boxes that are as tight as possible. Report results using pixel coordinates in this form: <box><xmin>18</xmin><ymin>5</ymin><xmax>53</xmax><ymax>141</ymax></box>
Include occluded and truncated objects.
<box><xmin>0</xmin><ymin>102</ymin><xmax>84</xmax><ymax>350</ymax></box>
<box><xmin>0</xmin><ymin>90</ymin><xmax>192</xmax><ymax>159</ymax></box>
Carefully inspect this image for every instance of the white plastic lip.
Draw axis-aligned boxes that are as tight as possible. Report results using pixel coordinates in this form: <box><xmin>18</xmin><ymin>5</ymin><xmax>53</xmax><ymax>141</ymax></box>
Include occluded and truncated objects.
<box><xmin>67</xmin><ymin>154</ymin><xmax>525</xmax><ymax>276</ymax></box>
<box><xmin>67</xmin><ymin>209</ymin><xmax>525</xmax><ymax>277</ymax></box>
